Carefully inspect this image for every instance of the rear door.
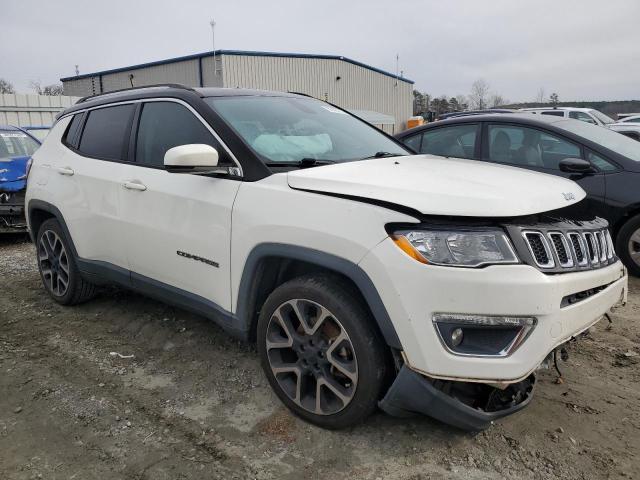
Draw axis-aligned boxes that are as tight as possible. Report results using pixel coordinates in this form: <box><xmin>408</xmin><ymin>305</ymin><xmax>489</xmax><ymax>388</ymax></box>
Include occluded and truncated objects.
<box><xmin>54</xmin><ymin>105</ymin><xmax>134</xmax><ymax>270</ymax></box>
<box><xmin>118</xmin><ymin>99</ymin><xmax>241</xmax><ymax>311</ymax></box>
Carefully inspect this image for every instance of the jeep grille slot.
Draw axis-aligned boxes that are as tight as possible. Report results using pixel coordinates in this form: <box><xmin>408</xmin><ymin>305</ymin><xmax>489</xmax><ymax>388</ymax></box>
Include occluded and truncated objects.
<box><xmin>568</xmin><ymin>233</ymin><xmax>587</xmax><ymax>266</ymax></box>
<box><xmin>523</xmin><ymin>232</ymin><xmax>554</xmax><ymax>268</ymax></box>
<box><xmin>549</xmin><ymin>232</ymin><xmax>573</xmax><ymax>267</ymax></box>
<box><xmin>584</xmin><ymin>232</ymin><xmax>599</xmax><ymax>265</ymax></box>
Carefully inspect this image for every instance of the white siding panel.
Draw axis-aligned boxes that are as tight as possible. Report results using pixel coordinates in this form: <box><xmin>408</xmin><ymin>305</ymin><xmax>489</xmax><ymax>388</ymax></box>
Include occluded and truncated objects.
<box><xmin>0</xmin><ymin>94</ymin><xmax>80</xmax><ymax>126</ymax></box>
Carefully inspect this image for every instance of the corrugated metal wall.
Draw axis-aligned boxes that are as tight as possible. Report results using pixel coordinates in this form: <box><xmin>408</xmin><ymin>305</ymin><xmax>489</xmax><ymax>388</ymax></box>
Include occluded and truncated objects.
<box><xmin>101</xmin><ymin>59</ymin><xmax>201</xmax><ymax>91</ymax></box>
<box><xmin>222</xmin><ymin>55</ymin><xmax>412</xmax><ymax>132</ymax></box>
<box><xmin>63</xmin><ymin>60</ymin><xmax>203</xmax><ymax>96</ymax></box>
<box><xmin>0</xmin><ymin>94</ymin><xmax>80</xmax><ymax>126</ymax></box>
<box><xmin>61</xmin><ymin>54</ymin><xmax>413</xmax><ymax>131</ymax></box>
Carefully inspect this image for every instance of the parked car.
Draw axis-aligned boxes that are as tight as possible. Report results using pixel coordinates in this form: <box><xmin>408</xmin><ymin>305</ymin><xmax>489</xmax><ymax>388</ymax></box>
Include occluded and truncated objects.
<box><xmin>520</xmin><ymin>107</ymin><xmax>615</xmax><ymax>127</ymax></box>
<box><xmin>438</xmin><ymin>109</ymin><xmax>516</xmax><ymax>121</ymax></box>
<box><xmin>0</xmin><ymin>125</ymin><xmax>41</xmax><ymax>232</ymax></box>
<box><xmin>396</xmin><ymin>113</ymin><xmax>640</xmax><ymax>275</ymax></box>
<box><xmin>609</xmin><ymin>115</ymin><xmax>640</xmax><ymax>141</ymax></box>
<box><xmin>22</xmin><ymin>125</ymin><xmax>51</xmax><ymax>142</ymax></box>
<box><xmin>26</xmin><ymin>85</ymin><xmax>626</xmax><ymax>431</ymax></box>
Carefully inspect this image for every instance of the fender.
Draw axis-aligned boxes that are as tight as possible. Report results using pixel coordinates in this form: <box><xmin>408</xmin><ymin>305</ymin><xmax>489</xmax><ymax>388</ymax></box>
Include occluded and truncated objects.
<box><xmin>27</xmin><ymin>200</ymin><xmax>76</xmax><ymax>250</ymax></box>
<box><xmin>235</xmin><ymin>243</ymin><xmax>403</xmax><ymax>349</ymax></box>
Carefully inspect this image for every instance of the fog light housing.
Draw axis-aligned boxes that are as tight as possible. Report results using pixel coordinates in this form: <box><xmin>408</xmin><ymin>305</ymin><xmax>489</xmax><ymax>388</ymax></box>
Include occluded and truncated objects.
<box><xmin>433</xmin><ymin>313</ymin><xmax>536</xmax><ymax>357</ymax></box>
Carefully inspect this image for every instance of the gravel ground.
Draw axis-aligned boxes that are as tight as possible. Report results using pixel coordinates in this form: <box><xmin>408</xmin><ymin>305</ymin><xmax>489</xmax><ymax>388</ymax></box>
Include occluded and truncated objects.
<box><xmin>1</xmin><ymin>234</ymin><xmax>639</xmax><ymax>479</ymax></box>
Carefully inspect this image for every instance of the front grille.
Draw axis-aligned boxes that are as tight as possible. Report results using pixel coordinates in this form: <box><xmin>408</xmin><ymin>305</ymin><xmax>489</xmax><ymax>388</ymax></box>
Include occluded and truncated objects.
<box><xmin>508</xmin><ymin>219</ymin><xmax>618</xmax><ymax>273</ymax></box>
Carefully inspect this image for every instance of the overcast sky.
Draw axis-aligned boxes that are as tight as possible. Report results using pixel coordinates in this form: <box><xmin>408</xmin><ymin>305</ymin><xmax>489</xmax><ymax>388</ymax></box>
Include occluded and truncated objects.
<box><xmin>2</xmin><ymin>0</ymin><xmax>639</xmax><ymax>102</ymax></box>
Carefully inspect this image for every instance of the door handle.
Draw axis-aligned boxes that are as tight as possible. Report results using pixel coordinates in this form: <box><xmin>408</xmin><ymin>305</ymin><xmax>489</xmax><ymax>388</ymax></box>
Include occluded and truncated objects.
<box><xmin>123</xmin><ymin>180</ymin><xmax>147</xmax><ymax>191</ymax></box>
<box><xmin>57</xmin><ymin>166</ymin><xmax>75</xmax><ymax>176</ymax></box>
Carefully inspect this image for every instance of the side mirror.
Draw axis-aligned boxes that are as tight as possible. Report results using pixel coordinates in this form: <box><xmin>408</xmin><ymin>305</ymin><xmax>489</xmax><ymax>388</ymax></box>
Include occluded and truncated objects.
<box><xmin>559</xmin><ymin>157</ymin><xmax>595</xmax><ymax>174</ymax></box>
<box><xmin>164</xmin><ymin>144</ymin><xmax>219</xmax><ymax>173</ymax></box>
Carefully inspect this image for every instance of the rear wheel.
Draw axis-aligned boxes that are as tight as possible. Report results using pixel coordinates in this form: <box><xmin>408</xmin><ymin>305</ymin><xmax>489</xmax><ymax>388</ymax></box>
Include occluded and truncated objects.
<box><xmin>617</xmin><ymin>215</ymin><xmax>640</xmax><ymax>277</ymax></box>
<box><xmin>36</xmin><ymin>218</ymin><xmax>97</xmax><ymax>305</ymax></box>
<box><xmin>257</xmin><ymin>275</ymin><xmax>390</xmax><ymax>429</ymax></box>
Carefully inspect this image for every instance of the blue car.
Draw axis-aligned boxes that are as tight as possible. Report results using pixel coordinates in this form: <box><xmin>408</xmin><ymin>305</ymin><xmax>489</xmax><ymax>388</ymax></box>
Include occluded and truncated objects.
<box><xmin>0</xmin><ymin>125</ymin><xmax>41</xmax><ymax>232</ymax></box>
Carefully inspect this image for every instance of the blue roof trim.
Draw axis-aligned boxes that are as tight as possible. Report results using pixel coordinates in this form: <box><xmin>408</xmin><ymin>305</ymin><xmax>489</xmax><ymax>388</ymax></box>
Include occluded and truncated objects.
<box><xmin>60</xmin><ymin>49</ymin><xmax>414</xmax><ymax>85</ymax></box>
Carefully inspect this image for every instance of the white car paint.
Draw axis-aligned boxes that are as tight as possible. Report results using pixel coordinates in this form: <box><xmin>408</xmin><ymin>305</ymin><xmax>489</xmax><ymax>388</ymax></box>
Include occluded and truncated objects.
<box><xmin>287</xmin><ymin>155</ymin><xmax>586</xmax><ymax>217</ymax></box>
<box><xmin>26</xmin><ymin>94</ymin><xmax>627</xmax><ymax>389</ymax></box>
<box><xmin>520</xmin><ymin>107</ymin><xmax>613</xmax><ymax>127</ymax></box>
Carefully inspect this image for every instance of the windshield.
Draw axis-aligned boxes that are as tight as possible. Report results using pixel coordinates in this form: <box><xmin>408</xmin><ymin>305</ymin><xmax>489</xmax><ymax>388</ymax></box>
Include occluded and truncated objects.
<box><xmin>205</xmin><ymin>96</ymin><xmax>408</xmax><ymax>165</ymax></box>
<box><xmin>558</xmin><ymin>119</ymin><xmax>640</xmax><ymax>161</ymax></box>
<box><xmin>590</xmin><ymin>110</ymin><xmax>615</xmax><ymax>124</ymax></box>
<box><xmin>0</xmin><ymin>131</ymin><xmax>40</xmax><ymax>160</ymax></box>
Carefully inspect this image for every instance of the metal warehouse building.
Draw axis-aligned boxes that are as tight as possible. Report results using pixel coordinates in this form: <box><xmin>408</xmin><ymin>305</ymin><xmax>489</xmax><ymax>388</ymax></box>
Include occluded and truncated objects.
<box><xmin>61</xmin><ymin>50</ymin><xmax>414</xmax><ymax>132</ymax></box>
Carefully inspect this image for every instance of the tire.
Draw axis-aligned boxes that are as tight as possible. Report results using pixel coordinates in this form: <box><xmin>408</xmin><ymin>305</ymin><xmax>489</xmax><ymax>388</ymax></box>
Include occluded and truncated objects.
<box><xmin>616</xmin><ymin>214</ymin><xmax>640</xmax><ymax>277</ymax></box>
<box><xmin>257</xmin><ymin>274</ymin><xmax>390</xmax><ymax>429</ymax></box>
<box><xmin>36</xmin><ymin>218</ymin><xmax>97</xmax><ymax>305</ymax></box>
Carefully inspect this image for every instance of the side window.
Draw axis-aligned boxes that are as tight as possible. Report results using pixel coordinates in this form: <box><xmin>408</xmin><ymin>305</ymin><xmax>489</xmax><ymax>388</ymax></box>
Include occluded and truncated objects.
<box><xmin>541</xmin><ymin>111</ymin><xmax>565</xmax><ymax>117</ymax></box>
<box><xmin>63</xmin><ymin>114</ymin><xmax>83</xmax><ymax>148</ymax></box>
<box><xmin>402</xmin><ymin>133</ymin><xmax>422</xmax><ymax>152</ymax></box>
<box><xmin>587</xmin><ymin>151</ymin><xmax>617</xmax><ymax>171</ymax></box>
<box><xmin>569</xmin><ymin>111</ymin><xmax>597</xmax><ymax>124</ymax></box>
<box><xmin>487</xmin><ymin>124</ymin><xmax>581</xmax><ymax>170</ymax></box>
<box><xmin>419</xmin><ymin>124</ymin><xmax>478</xmax><ymax>159</ymax></box>
<box><xmin>78</xmin><ymin>104</ymin><xmax>135</xmax><ymax>160</ymax></box>
<box><xmin>135</xmin><ymin>102</ymin><xmax>231</xmax><ymax>167</ymax></box>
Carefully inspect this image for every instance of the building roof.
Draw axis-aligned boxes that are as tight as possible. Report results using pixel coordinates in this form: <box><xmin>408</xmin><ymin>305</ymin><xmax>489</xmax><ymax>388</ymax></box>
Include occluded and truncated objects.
<box><xmin>60</xmin><ymin>49</ymin><xmax>414</xmax><ymax>85</ymax></box>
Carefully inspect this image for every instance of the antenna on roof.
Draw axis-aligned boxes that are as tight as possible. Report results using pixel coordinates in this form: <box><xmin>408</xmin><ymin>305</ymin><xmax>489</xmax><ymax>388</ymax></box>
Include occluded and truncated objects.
<box><xmin>395</xmin><ymin>54</ymin><xmax>399</xmax><ymax>87</ymax></box>
<box><xmin>210</xmin><ymin>19</ymin><xmax>217</xmax><ymax>80</ymax></box>
<box><xmin>75</xmin><ymin>65</ymin><xmax>79</xmax><ymax>76</ymax></box>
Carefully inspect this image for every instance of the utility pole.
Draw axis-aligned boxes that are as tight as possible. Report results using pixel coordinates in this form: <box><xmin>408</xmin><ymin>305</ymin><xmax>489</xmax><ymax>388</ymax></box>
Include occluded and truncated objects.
<box><xmin>75</xmin><ymin>65</ymin><xmax>79</xmax><ymax>76</ymax></box>
<box><xmin>210</xmin><ymin>19</ymin><xmax>216</xmax><ymax>78</ymax></box>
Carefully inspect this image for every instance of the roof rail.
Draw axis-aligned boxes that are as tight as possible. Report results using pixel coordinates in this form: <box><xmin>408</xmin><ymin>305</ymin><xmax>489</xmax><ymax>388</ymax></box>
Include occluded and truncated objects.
<box><xmin>77</xmin><ymin>83</ymin><xmax>196</xmax><ymax>104</ymax></box>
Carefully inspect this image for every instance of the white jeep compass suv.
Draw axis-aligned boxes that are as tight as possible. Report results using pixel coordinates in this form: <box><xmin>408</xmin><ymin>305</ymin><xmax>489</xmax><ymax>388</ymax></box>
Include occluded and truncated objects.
<box><xmin>25</xmin><ymin>85</ymin><xmax>627</xmax><ymax>431</ymax></box>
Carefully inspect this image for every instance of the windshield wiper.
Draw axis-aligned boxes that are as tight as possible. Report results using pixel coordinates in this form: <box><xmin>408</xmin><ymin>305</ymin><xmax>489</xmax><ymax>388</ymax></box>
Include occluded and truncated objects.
<box><xmin>265</xmin><ymin>158</ymin><xmax>336</xmax><ymax>168</ymax></box>
<box><xmin>361</xmin><ymin>151</ymin><xmax>402</xmax><ymax>160</ymax></box>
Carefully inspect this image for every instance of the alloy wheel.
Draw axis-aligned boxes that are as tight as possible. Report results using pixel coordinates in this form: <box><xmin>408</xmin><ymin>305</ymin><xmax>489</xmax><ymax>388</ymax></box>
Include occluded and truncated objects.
<box><xmin>38</xmin><ymin>230</ymin><xmax>70</xmax><ymax>297</ymax></box>
<box><xmin>265</xmin><ymin>299</ymin><xmax>358</xmax><ymax>415</ymax></box>
<box><xmin>628</xmin><ymin>227</ymin><xmax>640</xmax><ymax>268</ymax></box>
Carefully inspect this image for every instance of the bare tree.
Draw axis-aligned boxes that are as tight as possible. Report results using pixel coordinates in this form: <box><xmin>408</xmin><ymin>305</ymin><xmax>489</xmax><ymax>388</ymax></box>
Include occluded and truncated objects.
<box><xmin>469</xmin><ymin>79</ymin><xmax>490</xmax><ymax>110</ymax></box>
<box><xmin>30</xmin><ymin>81</ymin><xmax>64</xmax><ymax>96</ymax></box>
<box><xmin>535</xmin><ymin>87</ymin><xmax>546</xmax><ymax>104</ymax></box>
<box><xmin>455</xmin><ymin>94</ymin><xmax>468</xmax><ymax>111</ymax></box>
<box><xmin>489</xmin><ymin>94</ymin><xmax>507</xmax><ymax>108</ymax></box>
<box><xmin>549</xmin><ymin>92</ymin><xmax>559</xmax><ymax>106</ymax></box>
<box><xmin>0</xmin><ymin>78</ymin><xmax>15</xmax><ymax>94</ymax></box>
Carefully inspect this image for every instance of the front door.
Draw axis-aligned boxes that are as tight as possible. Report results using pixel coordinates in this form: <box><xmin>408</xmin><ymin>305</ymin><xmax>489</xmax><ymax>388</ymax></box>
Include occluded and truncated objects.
<box><xmin>482</xmin><ymin>123</ymin><xmax>608</xmax><ymax>218</ymax></box>
<box><xmin>119</xmin><ymin>100</ymin><xmax>241</xmax><ymax>311</ymax></box>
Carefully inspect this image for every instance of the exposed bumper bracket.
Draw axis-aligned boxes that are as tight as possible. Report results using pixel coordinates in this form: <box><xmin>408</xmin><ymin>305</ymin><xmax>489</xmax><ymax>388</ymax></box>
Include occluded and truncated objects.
<box><xmin>379</xmin><ymin>365</ymin><xmax>534</xmax><ymax>431</ymax></box>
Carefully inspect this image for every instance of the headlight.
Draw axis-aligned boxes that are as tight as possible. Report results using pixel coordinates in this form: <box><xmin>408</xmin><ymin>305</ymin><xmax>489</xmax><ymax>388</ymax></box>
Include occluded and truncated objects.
<box><xmin>392</xmin><ymin>228</ymin><xmax>518</xmax><ymax>267</ymax></box>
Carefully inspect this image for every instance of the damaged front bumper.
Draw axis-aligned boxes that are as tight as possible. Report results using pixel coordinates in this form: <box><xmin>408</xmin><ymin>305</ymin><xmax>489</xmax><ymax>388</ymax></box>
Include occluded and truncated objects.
<box><xmin>0</xmin><ymin>190</ymin><xmax>27</xmax><ymax>232</ymax></box>
<box><xmin>379</xmin><ymin>365</ymin><xmax>535</xmax><ymax>431</ymax></box>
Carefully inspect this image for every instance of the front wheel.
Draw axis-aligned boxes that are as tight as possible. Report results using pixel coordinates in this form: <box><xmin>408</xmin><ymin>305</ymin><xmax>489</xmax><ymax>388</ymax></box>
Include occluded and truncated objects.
<box><xmin>616</xmin><ymin>215</ymin><xmax>640</xmax><ymax>277</ymax></box>
<box><xmin>257</xmin><ymin>275</ymin><xmax>390</xmax><ymax>429</ymax></box>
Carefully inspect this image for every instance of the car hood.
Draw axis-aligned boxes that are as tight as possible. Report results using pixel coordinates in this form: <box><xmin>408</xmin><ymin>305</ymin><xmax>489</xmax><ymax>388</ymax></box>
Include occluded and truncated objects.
<box><xmin>0</xmin><ymin>155</ymin><xmax>30</xmax><ymax>192</ymax></box>
<box><xmin>286</xmin><ymin>155</ymin><xmax>586</xmax><ymax>217</ymax></box>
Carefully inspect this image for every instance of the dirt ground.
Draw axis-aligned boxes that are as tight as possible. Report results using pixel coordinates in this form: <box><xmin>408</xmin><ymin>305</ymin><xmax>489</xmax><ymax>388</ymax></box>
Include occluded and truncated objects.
<box><xmin>0</xmin><ymin>234</ymin><xmax>638</xmax><ymax>480</ymax></box>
